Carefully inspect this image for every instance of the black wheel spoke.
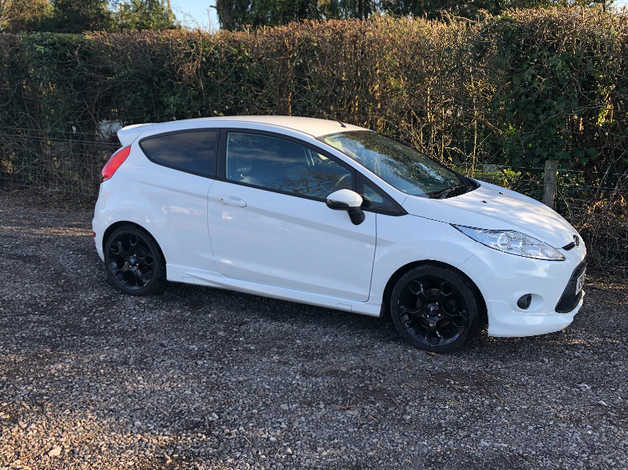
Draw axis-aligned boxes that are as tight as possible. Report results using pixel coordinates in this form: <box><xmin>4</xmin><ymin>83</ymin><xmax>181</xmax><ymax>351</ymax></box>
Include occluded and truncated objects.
<box><xmin>443</xmin><ymin>310</ymin><xmax>467</xmax><ymax>329</ymax></box>
<box><xmin>111</xmin><ymin>240</ymin><xmax>129</xmax><ymax>258</ymax></box>
<box><xmin>407</xmin><ymin>280</ymin><xmax>423</xmax><ymax>296</ymax></box>
<box><xmin>394</xmin><ymin>273</ymin><xmax>469</xmax><ymax>348</ymax></box>
<box><xmin>133</xmin><ymin>270</ymin><xmax>144</xmax><ymax>287</ymax></box>
<box><xmin>399</xmin><ymin>305</ymin><xmax>419</xmax><ymax>316</ymax></box>
<box><xmin>138</xmin><ymin>269</ymin><xmax>153</xmax><ymax>286</ymax></box>
<box><xmin>425</xmin><ymin>287</ymin><xmax>440</xmax><ymax>302</ymax></box>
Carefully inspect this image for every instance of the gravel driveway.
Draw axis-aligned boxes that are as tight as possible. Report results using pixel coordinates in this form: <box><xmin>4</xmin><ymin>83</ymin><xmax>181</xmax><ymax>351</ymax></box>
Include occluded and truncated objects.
<box><xmin>0</xmin><ymin>190</ymin><xmax>626</xmax><ymax>469</ymax></box>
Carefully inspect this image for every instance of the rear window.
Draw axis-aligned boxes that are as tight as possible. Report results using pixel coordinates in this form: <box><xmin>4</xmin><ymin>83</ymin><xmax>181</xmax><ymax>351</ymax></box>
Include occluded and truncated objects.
<box><xmin>140</xmin><ymin>129</ymin><xmax>218</xmax><ymax>178</ymax></box>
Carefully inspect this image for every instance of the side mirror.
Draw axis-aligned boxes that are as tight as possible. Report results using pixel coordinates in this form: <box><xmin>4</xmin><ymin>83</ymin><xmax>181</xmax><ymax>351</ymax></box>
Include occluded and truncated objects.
<box><xmin>326</xmin><ymin>189</ymin><xmax>365</xmax><ymax>225</ymax></box>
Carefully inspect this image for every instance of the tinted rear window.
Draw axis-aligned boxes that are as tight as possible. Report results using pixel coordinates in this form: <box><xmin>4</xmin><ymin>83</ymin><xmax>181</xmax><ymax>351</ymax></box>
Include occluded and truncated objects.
<box><xmin>140</xmin><ymin>130</ymin><xmax>218</xmax><ymax>177</ymax></box>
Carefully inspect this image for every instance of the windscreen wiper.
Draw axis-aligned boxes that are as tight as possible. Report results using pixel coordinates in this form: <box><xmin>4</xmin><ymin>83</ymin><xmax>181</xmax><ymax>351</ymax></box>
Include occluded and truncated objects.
<box><xmin>430</xmin><ymin>185</ymin><xmax>469</xmax><ymax>199</ymax></box>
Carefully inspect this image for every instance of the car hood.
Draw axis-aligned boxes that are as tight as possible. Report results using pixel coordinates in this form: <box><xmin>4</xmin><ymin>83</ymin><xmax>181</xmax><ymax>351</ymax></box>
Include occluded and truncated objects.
<box><xmin>400</xmin><ymin>181</ymin><xmax>578</xmax><ymax>248</ymax></box>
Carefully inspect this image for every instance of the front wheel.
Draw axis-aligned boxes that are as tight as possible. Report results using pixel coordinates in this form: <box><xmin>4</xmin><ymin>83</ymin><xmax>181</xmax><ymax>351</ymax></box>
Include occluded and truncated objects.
<box><xmin>389</xmin><ymin>265</ymin><xmax>479</xmax><ymax>352</ymax></box>
<box><xmin>104</xmin><ymin>225</ymin><xmax>166</xmax><ymax>296</ymax></box>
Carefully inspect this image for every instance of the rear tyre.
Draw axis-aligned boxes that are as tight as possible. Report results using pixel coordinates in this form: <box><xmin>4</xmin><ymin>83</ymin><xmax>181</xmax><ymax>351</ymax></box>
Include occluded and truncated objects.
<box><xmin>389</xmin><ymin>265</ymin><xmax>479</xmax><ymax>353</ymax></box>
<box><xmin>104</xmin><ymin>225</ymin><xmax>166</xmax><ymax>296</ymax></box>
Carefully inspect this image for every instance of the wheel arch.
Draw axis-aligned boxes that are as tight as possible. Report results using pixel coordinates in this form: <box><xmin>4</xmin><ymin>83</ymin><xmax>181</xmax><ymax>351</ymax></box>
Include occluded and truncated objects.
<box><xmin>102</xmin><ymin>221</ymin><xmax>167</xmax><ymax>266</ymax></box>
<box><xmin>380</xmin><ymin>260</ymin><xmax>487</xmax><ymax>326</ymax></box>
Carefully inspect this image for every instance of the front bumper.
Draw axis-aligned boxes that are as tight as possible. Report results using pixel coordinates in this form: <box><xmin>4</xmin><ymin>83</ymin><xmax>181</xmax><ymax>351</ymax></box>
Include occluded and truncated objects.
<box><xmin>485</xmin><ymin>291</ymin><xmax>584</xmax><ymax>337</ymax></box>
<box><xmin>460</xmin><ymin>238</ymin><xmax>587</xmax><ymax>338</ymax></box>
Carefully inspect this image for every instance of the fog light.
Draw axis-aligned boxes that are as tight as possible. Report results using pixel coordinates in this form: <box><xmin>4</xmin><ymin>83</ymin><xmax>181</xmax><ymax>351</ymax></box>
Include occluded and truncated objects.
<box><xmin>517</xmin><ymin>294</ymin><xmax>532</xmax><ymax>310</ymax></box>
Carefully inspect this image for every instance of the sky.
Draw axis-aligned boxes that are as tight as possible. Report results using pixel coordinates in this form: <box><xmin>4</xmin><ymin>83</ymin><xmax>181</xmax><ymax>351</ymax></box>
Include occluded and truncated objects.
<box><xmin>171</xmin><ymin>0</ymin><xmax>627</xmax><ymax>31</ymax></box>
<box><xmin>171</xmin><ymin>0</ymin><xmax>219</xmax><ymax>31</ymax></box>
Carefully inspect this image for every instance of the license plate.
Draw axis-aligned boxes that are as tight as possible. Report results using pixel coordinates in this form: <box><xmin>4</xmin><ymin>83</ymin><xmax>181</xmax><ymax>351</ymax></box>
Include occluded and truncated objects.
<box><xmin>576</xmin><ymin>269</ymin><xmax>586</xmax><ymax>294</ymax></box>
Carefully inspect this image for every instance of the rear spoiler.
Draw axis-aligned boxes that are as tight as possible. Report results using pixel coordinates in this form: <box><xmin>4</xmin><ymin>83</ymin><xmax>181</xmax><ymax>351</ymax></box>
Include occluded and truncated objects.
<box><xmin>117</xmin><ymin>123</ymin><xmax>153</xmax><ymax>146</ymax></box>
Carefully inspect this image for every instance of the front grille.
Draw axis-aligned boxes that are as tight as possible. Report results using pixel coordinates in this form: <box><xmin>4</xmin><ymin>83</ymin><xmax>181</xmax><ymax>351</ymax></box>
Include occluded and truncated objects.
<box><xmin>555</xmin><ymin>261</ymin><xmax>586</xmax><ymax>313</ymax></box>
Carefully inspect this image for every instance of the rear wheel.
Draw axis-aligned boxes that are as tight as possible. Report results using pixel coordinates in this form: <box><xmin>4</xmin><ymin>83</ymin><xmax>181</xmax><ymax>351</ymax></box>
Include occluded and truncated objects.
<box><xmin>389</xmin><ymin>265</ymin><xmax>479</xmax><ymax>352</ymax></box>
<box><xmin>104</xmin><ymin>225</ymin><xmax>166</xmax><ymax>296</ymax></box>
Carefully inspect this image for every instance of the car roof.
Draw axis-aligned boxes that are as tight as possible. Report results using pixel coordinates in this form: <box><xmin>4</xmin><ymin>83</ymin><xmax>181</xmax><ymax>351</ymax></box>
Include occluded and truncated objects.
<box><xmin>142</xmin><ymin>116</ymin><xmax>364</xmax><ymax>137</ymax></box>
<box><xmin>117</xmin><ymin>116</ymin><xmax>369</xmax><ymax>147</ymax></box>
<box><xmin>205</xmin><ymin>116</ymin><xmax>367</xmax><ymax>137</ymax></box>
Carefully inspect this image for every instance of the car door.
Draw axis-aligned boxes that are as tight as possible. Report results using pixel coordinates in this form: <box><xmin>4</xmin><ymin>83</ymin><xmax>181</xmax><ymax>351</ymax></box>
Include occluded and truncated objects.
<box><xmin>207</xmin><ymin>130</ymin><xmax>376</xmax><ymax>302</ymax></box>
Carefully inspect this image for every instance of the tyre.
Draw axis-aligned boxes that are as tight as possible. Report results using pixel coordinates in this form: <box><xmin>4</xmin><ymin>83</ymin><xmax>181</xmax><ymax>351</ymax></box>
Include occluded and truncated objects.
<box><xmin>389</xmin><ymin>265</ymin><xmax>479</xmax><ymax>352</ymax></box>
<box><xmin>104</xmin><ymin>225</ymin><xmax>166</xmax><ymax>296</ymax></box>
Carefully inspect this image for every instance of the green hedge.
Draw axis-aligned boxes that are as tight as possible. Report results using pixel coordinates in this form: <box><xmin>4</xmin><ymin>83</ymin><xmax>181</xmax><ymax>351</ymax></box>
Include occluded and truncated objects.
<box><xmin>1</xmin><ymin>8</ymin><xmax>626</xmax><ymax>173</ymax></box>
<box><xmin>0</xmin><ymin>8</ymin><xmax>626</xmax><ymax>269</ymax></box>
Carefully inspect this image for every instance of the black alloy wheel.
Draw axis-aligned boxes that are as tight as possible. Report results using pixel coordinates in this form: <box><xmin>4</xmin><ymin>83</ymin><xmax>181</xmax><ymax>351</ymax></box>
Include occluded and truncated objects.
<box><xmin>104</xmin><ymin>225</ymin><xmax>166</xmax><ymax>296</ymax></box>
<box><xmin>390</xmin><ymin>265</ymin><xmax>479</xmax><ymax>352</ymax></box>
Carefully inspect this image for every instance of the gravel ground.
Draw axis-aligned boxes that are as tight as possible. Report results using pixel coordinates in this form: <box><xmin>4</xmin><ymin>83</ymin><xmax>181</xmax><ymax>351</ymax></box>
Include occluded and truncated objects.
<box><xmin>0</xmin><ymin>190</ymin><xmax>626</xmax><ymax>470</ymax></box>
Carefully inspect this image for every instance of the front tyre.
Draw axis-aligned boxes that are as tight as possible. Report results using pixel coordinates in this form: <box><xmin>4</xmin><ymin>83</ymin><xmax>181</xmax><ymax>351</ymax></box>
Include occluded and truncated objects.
<box><xmin>104</xmin><ymin>225</ymin><xmax>166</xmax><ymax>296</ymax></box>
<box><xmin>389</xmin><ymin>265</ymin><xmax>479</xmax><ymax>352</ymax></box>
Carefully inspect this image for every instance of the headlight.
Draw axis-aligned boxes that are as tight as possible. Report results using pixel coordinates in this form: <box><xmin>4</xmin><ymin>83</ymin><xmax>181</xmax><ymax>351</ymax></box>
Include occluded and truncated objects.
<box><xmin>452</xmin><ymin>225</ymin><xmax>565</xmax><ymax>261</ymax></box>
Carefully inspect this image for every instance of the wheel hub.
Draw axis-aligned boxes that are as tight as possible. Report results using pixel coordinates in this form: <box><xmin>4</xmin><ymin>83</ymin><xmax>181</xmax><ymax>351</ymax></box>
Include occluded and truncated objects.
<box><xmin>121</xmin><ymin>254</ymin><xmax>138</xmax><ymax>272</ymax></box>
<box><xmin>427</xmin><ymin>302</ymin><xmax>440</xmax><ymax>314</ymax></box>
<box><xmin>425</xmin><ymin>302</ymin><xmax>442</xmax><ymax>327</ymax></box>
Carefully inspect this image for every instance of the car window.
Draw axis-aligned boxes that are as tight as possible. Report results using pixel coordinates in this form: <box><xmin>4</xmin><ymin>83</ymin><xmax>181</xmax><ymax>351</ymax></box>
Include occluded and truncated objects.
<box><xmin>140</xmin><ymin>130</ymin><xmax>218</xmax><ymax>177</ymax></box>
<box><xmin>321</xmin><ymin>131</ymin><xmax>472</xmax><ymax>198</ymax></box>
<box><xmin>226</xmin><ymin>132</ymin><xmax>353</xmax><ymax>200</ymax></box>
<box><xmin>360</xmin><ymin>178</ymin><xmax>401</xmax><ymax>214</ymax></box>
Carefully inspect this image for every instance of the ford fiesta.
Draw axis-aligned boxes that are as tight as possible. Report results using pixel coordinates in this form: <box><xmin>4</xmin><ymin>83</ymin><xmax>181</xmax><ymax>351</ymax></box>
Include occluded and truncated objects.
<box><xmin>93</xmin><ymin>116</ymin><xmax>586</xmax><ymax>352</ymax></box>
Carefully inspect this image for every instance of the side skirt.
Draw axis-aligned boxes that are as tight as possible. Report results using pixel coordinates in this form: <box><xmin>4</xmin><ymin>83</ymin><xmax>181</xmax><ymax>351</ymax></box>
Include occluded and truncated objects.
<box><xmin>167</xmin><ymin>264</ymin><xmax>382</xmax><ymax>317</ymax></box>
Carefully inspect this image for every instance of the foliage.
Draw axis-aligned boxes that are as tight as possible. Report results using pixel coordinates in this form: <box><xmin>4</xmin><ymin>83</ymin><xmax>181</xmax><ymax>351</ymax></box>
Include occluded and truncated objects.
<box><xmin>0</xmin><ymin>8</ymin><xmax>624</xmax><ymax>170</ymax></box>
<box><xmin>215</xmin><ymin>0</ymin><xmax>323</xmax><ymax>30</ymax></box>
<box><xmin>380</xmin><ymin>1</ymin><xmax>616</xmax><ymax>19</ymax></box>
<box><xmin>1</xmin><ymin>0</ymin><xmax>179</xmax><ymax>33</ymax></box>
<box><xmin>0</xmin><ymin>8</ymin><xmax>625</xmax><ymax>266</ymax></box>
<box><xmin>575</xmin><ymin>194</ymin><xmax>627</xmax><ymax>271</ymax></box>
<box><xmin>0</xmin><ymin>0</ymin><xmax>51</xmax><ymax>32</ymax></box>
<box><xmin>214</xmin><ymin>0</ymin><xmax>614</xmax><ymax>29</ymax></box>
<box><xmin>380</xmin><ymin>1</ymin><xmax>545</xmax><ymax>19</ymax></box>
<box><xmin>49</xmin><ymin>0</ymin><xmax>113</xmax><ymax>33</ymax></box>
<box><xmin>476</xmin><ymin>8</ymin><xmax>626</xmax><ymax>180</ymax></box>
<box><xmin>114</xmin><ymin>0</ymin><xmax>178</xmax><ymax>31</ymax></box>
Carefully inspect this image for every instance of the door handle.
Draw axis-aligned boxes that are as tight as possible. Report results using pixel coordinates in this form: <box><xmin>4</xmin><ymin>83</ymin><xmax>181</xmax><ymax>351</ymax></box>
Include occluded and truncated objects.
<box><xmin>220</xmin><ymin>196</ymin><xmax>247</xmax><ymax>208</ymax></box>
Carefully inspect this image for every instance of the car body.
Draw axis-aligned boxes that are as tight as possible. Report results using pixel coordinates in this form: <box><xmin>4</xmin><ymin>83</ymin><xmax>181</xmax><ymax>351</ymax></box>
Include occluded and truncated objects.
<box><xmin>93</xmin><ymin>116</ymin><xmax>586</xmax><ymax>351</ymax></box>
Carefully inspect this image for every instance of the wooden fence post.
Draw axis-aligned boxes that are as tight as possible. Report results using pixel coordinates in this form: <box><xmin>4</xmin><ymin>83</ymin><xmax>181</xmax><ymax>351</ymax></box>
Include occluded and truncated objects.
<box><xmin>543</xmin><ymin>159</ymin><xmax>558</xmax><ymax>209</ymax></box>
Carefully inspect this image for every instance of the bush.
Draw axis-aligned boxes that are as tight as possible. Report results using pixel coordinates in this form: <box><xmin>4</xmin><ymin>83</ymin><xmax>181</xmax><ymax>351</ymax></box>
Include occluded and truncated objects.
<box><xmin>1</xmin><ymin>9</ymin><xmax>625</xmax><ymax>170</ymax></box>
<box><xmin>0</xmin><ymin>8</ymin><xmax>626</xmax><ymax>270</ymax></box>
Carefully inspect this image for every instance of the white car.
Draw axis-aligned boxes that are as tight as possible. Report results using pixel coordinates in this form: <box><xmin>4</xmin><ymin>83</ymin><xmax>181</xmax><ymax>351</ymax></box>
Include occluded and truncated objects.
<box><xmin>93</xmin><ymin>116</ymin><xmax>586</xmax><ymax>352</ymax></box>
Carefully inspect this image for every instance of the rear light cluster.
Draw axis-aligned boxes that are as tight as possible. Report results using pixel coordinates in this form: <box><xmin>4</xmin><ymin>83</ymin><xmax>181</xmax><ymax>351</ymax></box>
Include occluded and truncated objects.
<box><xmin>101</xmin><ymin>145</ymin><xmax>131</xmax><ymax>182</ymax></box>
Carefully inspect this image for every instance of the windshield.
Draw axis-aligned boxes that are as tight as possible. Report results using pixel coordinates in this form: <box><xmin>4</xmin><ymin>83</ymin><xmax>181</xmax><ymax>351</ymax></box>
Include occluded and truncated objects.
<box><xmin>320</xmin><ymin>131</ymin><xmax>475</xmax><ymax>198</ymax></box>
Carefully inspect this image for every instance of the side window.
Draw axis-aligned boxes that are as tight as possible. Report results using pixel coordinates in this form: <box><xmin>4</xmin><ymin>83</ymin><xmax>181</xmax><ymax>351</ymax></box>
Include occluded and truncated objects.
<box><xmin>360</xmin><ymin>177</ymin><xmax>403</xmax><ymax>215</ymax></box>
<box><xmin>140</xmin><ymin>130</ymin><xmax>218</xmax><ymax>178</ymax></box>
<box><xmin>226</xmin><ymin>132</ymin><xmax>353</xmax><ymax>200</ymax></box>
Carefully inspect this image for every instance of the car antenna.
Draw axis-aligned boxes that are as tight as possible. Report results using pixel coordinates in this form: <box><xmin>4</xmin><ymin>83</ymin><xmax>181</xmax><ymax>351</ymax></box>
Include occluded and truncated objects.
<box><xmin>338</xmin><ymin>120</ymin><xmax>346</xmax><ymax>128</ymax></box>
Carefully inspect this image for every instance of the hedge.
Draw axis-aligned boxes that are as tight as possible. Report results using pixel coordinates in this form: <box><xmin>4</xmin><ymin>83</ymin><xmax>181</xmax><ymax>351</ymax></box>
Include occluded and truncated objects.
<box><xmin>0</xmin><ymin>8</ymin><xmax>626</xmax><ymax>270</ymax></box>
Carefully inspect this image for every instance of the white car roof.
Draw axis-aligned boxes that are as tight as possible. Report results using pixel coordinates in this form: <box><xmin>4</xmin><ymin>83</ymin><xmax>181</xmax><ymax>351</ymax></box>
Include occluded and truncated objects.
<box><xmin>117</xmin><ymin>116</ymin><xmax>367</xmax><ymax>146</ymax></box>
<box><xmin>206</xmin><ymin>115</ymin><xmax>366</xmax><ymax>137</ymax></box>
